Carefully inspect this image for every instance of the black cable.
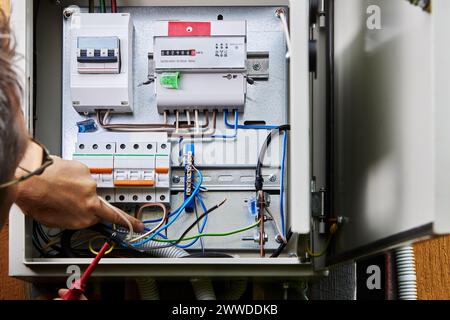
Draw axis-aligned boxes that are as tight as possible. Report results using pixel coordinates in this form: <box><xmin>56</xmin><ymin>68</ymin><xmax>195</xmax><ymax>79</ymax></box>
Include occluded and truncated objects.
<box><xmin>194</xmin><ymin>197</ymin><xmax>205</xmax><ymax>253</ymax></box>
<box><xmin>60</xmin><ymin>230</ymin><xmax>94</xmax><ymax>258</ymax></box>
<box><xmin>255</xmin><ymin>125</ymin><xmax>290</xmax><ymax>191</ymax></box>
<box><xmin>270</xmin><ymin>228</ymin><xmax>293</xmax><ymax>258</ymax></box>
<box><xmin>34</xmin><ymin>221</ymin><xmax>63</xmax><ymax>254</ymax></box>
<box><xmin>89</xmin><ymin>0</ymin><xmax>95</xmax><ymax>13</ymax></box>
<box><xmin>60</xmin><ymin>230</ymin><xmax>78</xmax><ymax>258</ymax></box>
<box><xmin>32</xmin><ymin>222</ymin><xmax>51</xmax><ymax>258</ymax></box>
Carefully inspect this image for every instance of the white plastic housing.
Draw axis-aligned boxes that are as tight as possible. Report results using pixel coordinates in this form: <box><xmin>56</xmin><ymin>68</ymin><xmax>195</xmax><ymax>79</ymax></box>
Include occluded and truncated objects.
<box><xmin>153</xmin><ymin>20</ymin><xmax>247</xmax><ymax>113</ymax></box>
<box><xmin>70</xmin><ymin>13</ymin><xmax>133</xmax><ymax>113</ymax></box>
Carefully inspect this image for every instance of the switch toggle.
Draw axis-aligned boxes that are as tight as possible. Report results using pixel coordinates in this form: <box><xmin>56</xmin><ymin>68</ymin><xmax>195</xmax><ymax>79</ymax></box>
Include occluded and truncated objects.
<box><xmin>160</xmin><ymin>72</ymin><xmax>181</xmax><ymax>89</ymax></box>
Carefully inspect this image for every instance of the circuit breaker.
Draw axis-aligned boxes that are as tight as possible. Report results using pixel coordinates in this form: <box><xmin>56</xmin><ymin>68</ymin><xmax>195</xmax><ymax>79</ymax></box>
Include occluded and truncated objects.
<box><xmin>153</xmin><ymin>21</ymin><xmax>248</xmax><ymax>113</ymax></box>
<box><xmin>70</xmin><ymin>13</ymin><xmax>133</xmax><ymax>113</ymax></box>
<box><xmin>73</xmin><ymin>137</ymin><xmax>171</xmax><ymax>204</ymax></box>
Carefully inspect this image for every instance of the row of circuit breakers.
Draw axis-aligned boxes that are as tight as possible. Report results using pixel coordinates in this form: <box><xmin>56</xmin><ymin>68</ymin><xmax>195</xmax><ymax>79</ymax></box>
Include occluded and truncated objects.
<box><xmin>70</xmin><ymin>13</ymin><xmax>249</xmax><ymax>204</ymax></box>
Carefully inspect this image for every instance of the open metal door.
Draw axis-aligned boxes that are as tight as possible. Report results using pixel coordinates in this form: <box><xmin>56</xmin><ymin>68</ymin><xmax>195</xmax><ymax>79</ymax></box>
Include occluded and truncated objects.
<box><xmin>324</xmin><ymin>0</ymin><xmax>450</xmax><ymax>265</ymax></box>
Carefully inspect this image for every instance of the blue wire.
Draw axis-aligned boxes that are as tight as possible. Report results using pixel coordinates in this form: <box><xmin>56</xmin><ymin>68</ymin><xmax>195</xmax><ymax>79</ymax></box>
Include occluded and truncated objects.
<box><xmin>197</xmin><ymin>195</ymin><xmax>208</xmax><ymax>213</ymax></box>
<box><xmin>212</xmin><ymin>110</ymin><xmax>238</xmax><ymax>139</ymax></box>
<box><xmin>280</xmin><ymin>130</ymin><xmax>287</xmax><ymax>237</ymax></box>
<box><xmin>223</xmin><ymin>110</ymin><xmax>280</xmax><ymax>130</ymax></box>
<box><xmin>175</xmin><ymin>195</ymin><xmax>208</xmax><ymax>249</ymax></box>
<box><xmin>137</xmin><ymin>195</ymin><xmax>209</xmax><ymax>249</ymax></box>
<box><xmin>131</xmin><ymin>170</ymin><xmax>204</xmax><ymax>247</ymax></box>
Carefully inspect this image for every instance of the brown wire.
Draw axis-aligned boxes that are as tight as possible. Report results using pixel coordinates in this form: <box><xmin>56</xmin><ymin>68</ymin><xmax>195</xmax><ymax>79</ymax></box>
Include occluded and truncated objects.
<box><xmin>96</xmin><ymin>110</ymin><xmax>210</xmax><ymax>131</ymax></box>
<box><xmin>171</xmin><ymin>110</ymin><xmax>217</xmax><ymax>138</ymax></box>
<box><xmin>132</xmin><ymin>203</ymin><xmax>169</xmax><ymax>242</ymax></box>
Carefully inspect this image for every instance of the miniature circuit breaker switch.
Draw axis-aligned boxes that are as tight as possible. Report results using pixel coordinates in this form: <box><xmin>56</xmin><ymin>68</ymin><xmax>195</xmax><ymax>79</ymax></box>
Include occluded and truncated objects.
<box><xmin>153</xmin><ymin>21</ymin><xmax>248</xmax><ymax>113</ymax></box>
<box><xmin>73</xmin><ymin>139</ymin><xmax>171</xmax><ymax>204</ymax></box>
<box><xmin>70</xmin><ymin>13</ymin><xmax>133</xmax><ymax>113</ymax></box>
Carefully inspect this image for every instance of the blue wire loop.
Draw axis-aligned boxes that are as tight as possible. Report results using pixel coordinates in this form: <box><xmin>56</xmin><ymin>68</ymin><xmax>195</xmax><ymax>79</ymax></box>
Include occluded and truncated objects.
<box><xmin>223</xmin><ymin>110</ymin><xmax>280</xmax><ymax>130</ymax></box>
<box><xmin>212</xmin><ymin>110</ymin><xmax>238</xmax><ymax>139</ymax></box>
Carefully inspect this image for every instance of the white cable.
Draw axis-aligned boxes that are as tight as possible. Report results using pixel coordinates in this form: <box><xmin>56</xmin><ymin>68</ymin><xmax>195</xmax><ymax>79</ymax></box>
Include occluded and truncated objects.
<box><xmin>98</xmin><ymin>196</ymin><xmax>134</xmax><ymax>240</ymax></box>
<box><xmin>395</xmin><ymin>246</ymin><xmax>417</xmax><ymax>300</ymax></box>
<box><xmin>186</xmin><ymin>110</ymin><xmax>191</xmax><ymax>125</ymax></box>
<box><xmin>276</xmin><ymin>9</ymin><xmax>291</xmax><ymax>59</ymax></box>
<box><xmin>190</xmin><ymin>279</ymin><xmax>216</xmax><ymax>300</ymax></box>
<box><xmin>175</xmin><ymin>110</ymin><xmax>180</xmax><ymax>133</ymax></box>
<box><xmin>195</xmin><ymin>110</ymin><xmax>200</xmax><ymax>133</ymax></box>
<box><xmin>129</xmin><ymin>204</ymin><xmax>168</xmax><ymax>243</ymax></box>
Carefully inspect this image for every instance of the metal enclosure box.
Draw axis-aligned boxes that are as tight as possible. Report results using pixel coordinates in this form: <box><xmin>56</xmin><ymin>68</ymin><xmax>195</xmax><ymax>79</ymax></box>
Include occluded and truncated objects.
<box><xmin>9</xmin><ymin>0</ymin><xmax>313</xmax><ymax>279</ymax></box>
<box><xmin>9</xmin><ymin>0</ymin><xmax>450</xmax><ymax>280</ymax></box>
<box><xmin>70</xmin><ymin>13</ymin><xmax>133</xmax><ymax>113</ymax></box>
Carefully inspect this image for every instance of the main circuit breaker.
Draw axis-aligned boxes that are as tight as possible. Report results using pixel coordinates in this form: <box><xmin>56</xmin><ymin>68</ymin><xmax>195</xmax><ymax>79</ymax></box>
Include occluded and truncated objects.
<box><xmin>70</xmin><ymin>13</ymin><xmax>133</xmax><ymax>113</ymax></box>
<box><xmin>153</xmin><ymin>21</ymin><xmax>248</xmax><ymax>113</ymax></box>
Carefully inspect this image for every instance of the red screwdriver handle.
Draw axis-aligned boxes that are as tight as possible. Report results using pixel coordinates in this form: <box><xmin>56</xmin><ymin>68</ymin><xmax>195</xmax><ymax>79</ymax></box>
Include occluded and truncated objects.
<box><xmin>63</xmin><ymin>241</ymin><xmax>111</xmax><ymax>300</ymax></box>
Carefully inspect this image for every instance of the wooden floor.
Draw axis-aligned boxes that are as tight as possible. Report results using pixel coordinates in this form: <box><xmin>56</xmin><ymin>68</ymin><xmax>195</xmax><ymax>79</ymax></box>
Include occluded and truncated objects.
<box><xmin>0</xmin><ymin>221</ymin><xmax>28</xmax><ymax>300</ymax></box>
<box><xmin>415</xmin><ymin>236</ymin><xmax>450</xmax><ymax>300</ymax></box>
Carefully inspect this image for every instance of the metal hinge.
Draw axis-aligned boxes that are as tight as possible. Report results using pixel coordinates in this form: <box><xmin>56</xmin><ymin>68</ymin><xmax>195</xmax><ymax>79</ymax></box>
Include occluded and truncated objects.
<box><xmin>311</xmin><ymin>179</ymin><xmax>327</xmax><ymax>234</ymax></box>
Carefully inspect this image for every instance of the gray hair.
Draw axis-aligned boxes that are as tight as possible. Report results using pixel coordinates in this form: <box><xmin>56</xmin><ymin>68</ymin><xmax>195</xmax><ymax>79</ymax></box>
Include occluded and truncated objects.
<box><xmin>0</xmin><ymin>11</ymin><xmax>27</xmax><ymax>186</ymax></box>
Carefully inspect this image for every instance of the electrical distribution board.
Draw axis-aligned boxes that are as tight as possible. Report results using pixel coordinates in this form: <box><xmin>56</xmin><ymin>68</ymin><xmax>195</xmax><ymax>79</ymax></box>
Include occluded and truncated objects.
<box><xmin>11</xmin><ymin>1</ymin><xmax>315</xmax><ymax>279</ymax></box>
<box><xmin>64</xmin><ymin>6</ymin><xmax>290</xmax><ymax>255</ymax></box>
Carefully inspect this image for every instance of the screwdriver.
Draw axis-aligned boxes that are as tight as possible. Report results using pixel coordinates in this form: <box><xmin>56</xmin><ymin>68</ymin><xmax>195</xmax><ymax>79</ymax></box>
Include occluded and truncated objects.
<box><xmin>62</xmin><ymin>239</ymin><xmax>112</xmax><ymax>300</ymax></box>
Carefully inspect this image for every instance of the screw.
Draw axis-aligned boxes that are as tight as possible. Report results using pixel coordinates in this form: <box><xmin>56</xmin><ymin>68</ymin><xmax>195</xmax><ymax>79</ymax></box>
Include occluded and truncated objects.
<box><xmin>337</xmin><ymin>216</ymin><xmax>348</xmax><ymax>225</ymax></box>
<box><xmin>275</xmin><ymin>234</ymin><xmax>284</xmax><ymax>244</ymax></box>
<box><xmin>253</xmin><ymin>63</ymin><xmax>261</xmax><ymax>71</ymax></box>
<box><xmin>275</xmin><ymin>8</ymin><xmax>286</xmax><ymax>18</ymax></box>
<box><xmin>269</xmin><ymin>175</ymin><xmax>277</xmax><ymax>183</ymax></box>
<box><xmin>172</xmin><ymin>176</ymin><xmax>181</xmax><ymax>184</ymax></box>
<box><xmin>63</xmin><ymin>5</ymin><xmax>80</xmax><ymax>19</ymax></box>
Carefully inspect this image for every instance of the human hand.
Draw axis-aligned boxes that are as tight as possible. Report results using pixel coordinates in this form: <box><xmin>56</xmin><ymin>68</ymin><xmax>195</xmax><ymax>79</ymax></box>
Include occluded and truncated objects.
<box><xmin>16</xmin><ymin>155</ymin><xmax>144</xmax><ymax>232</ymax></box>
<box><xmin>54</xmin><ymin>289</ymin><xmax>88</xmax><ymax>301</ymax></box>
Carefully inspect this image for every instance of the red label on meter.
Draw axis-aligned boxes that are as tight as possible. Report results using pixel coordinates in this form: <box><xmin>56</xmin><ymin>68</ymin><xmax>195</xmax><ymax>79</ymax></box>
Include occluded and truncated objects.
<box><xmin>168</xmin><ymin>22</ymin><xmax>211</xmax><ymax>37</ymax></box>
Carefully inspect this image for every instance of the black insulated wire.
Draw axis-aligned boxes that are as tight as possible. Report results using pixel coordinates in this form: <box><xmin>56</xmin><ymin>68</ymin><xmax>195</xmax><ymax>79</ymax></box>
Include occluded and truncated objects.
<box><xmin>89</xmin><ymin>0</ymin><xmax>95</xmax><ymax>13</ymax></box>
<box><xmin>270</xmin><ymin>228</ymin><xmax>293</xmax><ymax>258</ymax></box>
<box><xmin>255</xmin><ymin>125</ymin><xmax>290</xmax><ymax>191</ymax></box>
